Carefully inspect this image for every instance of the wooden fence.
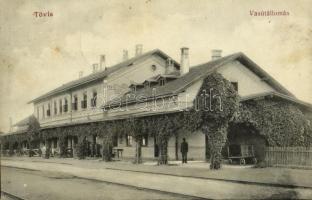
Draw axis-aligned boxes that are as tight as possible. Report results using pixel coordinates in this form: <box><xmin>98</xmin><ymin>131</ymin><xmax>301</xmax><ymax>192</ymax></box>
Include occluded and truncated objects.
<box><xmin>265</xmin><ymin>146</ymin><xmax>312</xmax><ymax>168</ymax></box>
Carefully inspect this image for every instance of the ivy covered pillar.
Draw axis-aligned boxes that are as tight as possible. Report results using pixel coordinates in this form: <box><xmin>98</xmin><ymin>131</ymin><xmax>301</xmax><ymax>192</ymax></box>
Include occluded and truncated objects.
<box><xmin>58</xmin><ymin>136</ymin><xmax>66</xmax><ymax>158</ymax></box>
<box><xmin>76</xmin><ymin>135</ymin><xmax>87</xmax><ymax>159</ymax></box>
<box><xmin>157</xmin><ymin>135</ymin><xmax>169</xmax><ymax>165</ymax></box>
<box><xmin>102</xmin><ymin>131</ymin><xmax>113</xmax><ymax>162</ymax></box>
<box><xmin>125</xmin><ymin>117</ymin><xmax>145</xmax><ymax>164</ymax></box>
<box><xmin>203</xmin><ymin>125</ymin><xmax>228</xmax><ymax>169</ymax></box>
<box><xmin>134</xmin><ymin>135</ymin><xmax>142</xmax><ymax>164</ymax></box>
<box><xmin>17</xmin><ymin>142</ymin><xmax>22</xmax><ymax>156</ymax></box>
<box><xmin>27</xmin><ymin>139</ymin><xmax>33</xmax><ymax>157</ymax></box>
<box><xmin>194</xmin><ymin>72</ymin><xmax>239</xmax><ymax>169</ymax></box>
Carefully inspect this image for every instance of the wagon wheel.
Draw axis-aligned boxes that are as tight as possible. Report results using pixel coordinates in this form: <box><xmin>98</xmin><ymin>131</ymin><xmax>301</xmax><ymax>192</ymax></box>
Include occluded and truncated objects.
<box><xmin>240</xmin><ymin>158</ymin><xmax>246</xmax><ymax>165</ymax></box>
<box><xmin>229</xmin><ymin>159</ymin><xmax>232</xmax><ymax>164</ymax></box>
<box><xmin>253</xmin><ymin>157</ymin><xmax>257</xmax><ymax>164</ymax></box>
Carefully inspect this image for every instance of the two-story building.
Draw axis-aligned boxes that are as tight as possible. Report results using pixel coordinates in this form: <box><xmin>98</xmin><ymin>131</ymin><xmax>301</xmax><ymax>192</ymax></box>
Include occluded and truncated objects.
<box><xmin>2</xmin><ymin>45</ymin><xmax>312</xmax><ymax>162</ymax></box>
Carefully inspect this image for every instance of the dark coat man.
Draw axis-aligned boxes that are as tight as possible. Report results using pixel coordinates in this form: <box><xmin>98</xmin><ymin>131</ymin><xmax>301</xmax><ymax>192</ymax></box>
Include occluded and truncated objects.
<box><xmin>181</xmin><ymin>138</ymin><xmax>188</xmax><ymax>163</ymax></box>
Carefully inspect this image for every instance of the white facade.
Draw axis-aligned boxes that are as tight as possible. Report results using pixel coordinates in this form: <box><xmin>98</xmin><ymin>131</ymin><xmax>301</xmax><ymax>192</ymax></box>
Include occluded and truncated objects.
<box><xmin>33</xmin><ymin>54</ymin><xmax>178</xmax><ymax>128</ymax></box>
<box><xmin>217</xmin><ymin>60</ymin><xmax>275</xmax><ymax>97</ymax></box>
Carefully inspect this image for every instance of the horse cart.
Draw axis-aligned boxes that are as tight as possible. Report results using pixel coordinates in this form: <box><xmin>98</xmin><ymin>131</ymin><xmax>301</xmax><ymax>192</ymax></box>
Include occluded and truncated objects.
<box><xmin>227</xmin><ymin>144</ymin><xmax>257</xmax><ymax>165</ymax></box>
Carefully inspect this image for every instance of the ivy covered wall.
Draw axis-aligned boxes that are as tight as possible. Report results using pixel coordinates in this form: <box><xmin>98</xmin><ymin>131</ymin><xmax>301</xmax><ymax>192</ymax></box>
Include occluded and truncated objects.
<box><xmin>235</xmin><ymin>98</ymin><xmax>312</xmax><ymax>147</ymax></box>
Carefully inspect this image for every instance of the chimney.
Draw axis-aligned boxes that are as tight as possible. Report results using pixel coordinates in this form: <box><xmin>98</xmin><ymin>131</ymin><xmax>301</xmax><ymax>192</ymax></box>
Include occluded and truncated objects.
<box><xmin>211</xmin><ymin>49</ymin><xmax>222</xmax><ymax>60</ymax></box>
<box><xmin>79</xmin><ymin>71</ymin><xmax>83</xmax><ymax>78</ymax></box>
<box><xmin>92</xmin><ymin>63</ymin><xmax>99</xmax><ymax>73</ymax></box>
<box><xmin>180</xmin><ymin>47</ymin><xmax>190</xmax><ymax>75</ymax></box>
<box><xmin>135</xmin><ymin>44</ymin><xmax>143</xmax><ymax>56</ymax></box>
<box><xmin>165</xmin><ymin>58</ymin><xmax>174</xmax><ymax>74</ymax></box>
<box><xmin>123</xmin><ymin>50</ymin><xmax>128</xmax><ymax>61</ymax></box>
<box><xmin>100</xmin><ymin>55</ymin><xmax>106</xmax><ymax>70</ymax></box>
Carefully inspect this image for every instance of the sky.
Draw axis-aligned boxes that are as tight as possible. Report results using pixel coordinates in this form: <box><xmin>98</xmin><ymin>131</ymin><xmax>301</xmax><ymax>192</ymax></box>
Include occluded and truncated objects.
<box><xmin>0</xmin><ymin>0</ymin><xmax>311</xmax><ymax>132</ymax></box>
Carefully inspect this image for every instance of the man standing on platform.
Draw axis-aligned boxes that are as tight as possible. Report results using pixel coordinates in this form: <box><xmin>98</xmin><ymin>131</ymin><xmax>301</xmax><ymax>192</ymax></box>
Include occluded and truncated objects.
<box><xmin>181</xmin><ymin>138</ymin><xmax>188</xmax><ymax>164</ymax></box>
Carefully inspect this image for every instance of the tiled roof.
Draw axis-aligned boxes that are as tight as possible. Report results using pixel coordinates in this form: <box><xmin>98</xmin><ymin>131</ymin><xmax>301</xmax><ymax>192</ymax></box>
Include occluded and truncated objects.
<box><xmin>29</xmin><ymin>49</ymin><xmax>180</xmax><ymax>104</ymax></box>
<box><xmin>103</xmin><ymin>52</ymin><xmax>296</xmax><ymax>108</ymax></box>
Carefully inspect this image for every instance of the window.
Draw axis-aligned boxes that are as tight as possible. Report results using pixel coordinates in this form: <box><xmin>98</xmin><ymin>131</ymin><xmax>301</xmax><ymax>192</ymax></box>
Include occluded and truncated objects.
<box><xmin>126</xmin><ymin>135</ymin><xmax>133</xmax><ymax>146</ymax></box>
<box><xmin>159</xmin><ymin>78</ymin><xmax>166</xmax><ymax>86</ymax></box>
<box><xmin>72</xmin><ymin>95</ymin><xmax>78</xmax><ymax>111</ymax></box>
<box><xmin>91</xmin><ymin>91</ymin><xmax>97</xmax><ymax>107</ymax></box>
<box><xmin>81</xmin><ymin>93</ymin><xmax>87</xmax><ymax>109</ymax></box>
<box><xmin>151</xmin><ymin>64</ymin><xmax>157</xmax><ymax>71</ymax></box>
<box><xmin>231</xmin><ymin>82</ymin><xmax>238</xmax><ymax>92</ymax></box>
<box><xmin>47</xmin><ymin>103</ymin><xmax>51</xmax><ymax>117</ymax></box>
<box><xmin>130</xmin><ymin>86</ymin><xmax>136</xmax><ymax>92</ymax></box>
<box><xmin>54</xmin><ymin>101</ymin><xmax>57</xmax><ymax>115</ymax></box>
<box><xmin>59</xmin><ymin>99</ymin><xmax>63</xmax><ymax>114</ymax></box>
<box><xmin>37</xmin><ymin>107</ymin><xmax>39</xmax><ymax>119</ymax></box>
<box><xmin>141</xmin><ymin>135</ymin><xmax>148</xmax><ymax>147</ymax></box>
<box><xmin>63</xmin><ymin>98</ymin><xmax>68</xmax><ymax>112</ymax></box>
<box><xmin>166</xmin><ymin>58</ymin><xmax>173</xmax><ymax>67</ymax></box>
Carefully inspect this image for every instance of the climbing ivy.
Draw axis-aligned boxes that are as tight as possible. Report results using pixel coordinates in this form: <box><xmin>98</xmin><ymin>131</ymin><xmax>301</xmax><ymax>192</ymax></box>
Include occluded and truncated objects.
<box><xmin>194</xmin><ymin>72</ymin><xmax>239</xmax><ymax>169</ymax></box>
<box><xmin>235</xmin><ymin>98</ymin><xmax>312</xmax><ymax>147</ymax></box>
<box><xmin>2</xmin><ymin>72</ymin><xmax>311</xmax><ymax>172</ymax></box>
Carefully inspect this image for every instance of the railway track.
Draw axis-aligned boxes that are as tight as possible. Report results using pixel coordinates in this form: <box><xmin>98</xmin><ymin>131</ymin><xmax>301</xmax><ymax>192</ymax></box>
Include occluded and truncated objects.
<box><xmin>1</xmin><ymin>191</ymin><xmax>26</xmax><ymax>200</ymax></box>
